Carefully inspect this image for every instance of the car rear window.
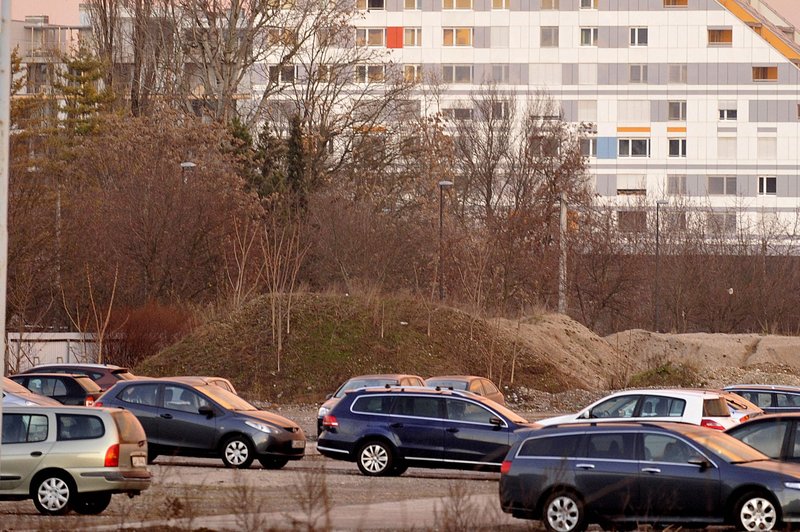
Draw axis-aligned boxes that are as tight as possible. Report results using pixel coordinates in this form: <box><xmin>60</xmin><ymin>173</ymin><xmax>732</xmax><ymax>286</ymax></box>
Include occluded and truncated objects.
<box><xmin>111</xmin><ymin>411</ymin><xmax>147</xmax><ymax>443</ymax></box>
<box><xmin>352</xmin><ymin>395</ymin><xmax>394</xmax><ymax>414</ymax></box>
<box><xmin>427</xmin><ymin>380</ymin><xmax>469</xmax><ymax>390</ymax></box>
<box><xmin>75</xmin><ymin>376</ymin><xmax>103</xmax><ymax>393</ymax></box>
<box><xmin>118</xmin><ymin>383</ymin><xmax>160</xmax><ymax>406</ymax></box>
<box><xmin>335</xmin><ymin>379</ymin><xmax>400</xmax><ymax>398</ymax></box>
<box><xmin>703</xmin><ymin>398</ymin><xmax>731</xmax><ymax>417</ymax></box>
<box><xmin>57</xmin><ymin>414</ymin><xmax>105</xmax><ymax>441</ymax></box>
<box><xmin>777</xmin><ymin>393</ymin><xmax>800</xmax><ymax>407</ymax></box>
<box><xmin>112</xmin><ymin>370</ymin><xmax>136</xmax><ymax>380</ymax></box>
<box><xmin>2</xmin><ymin>414</ymin><xmax>48</xmax><ymax>443</ymax></box>
<box><xmin>519</xmin><ymin>435</ymin><xmax>581</xmax><ymax>458</ymax></box>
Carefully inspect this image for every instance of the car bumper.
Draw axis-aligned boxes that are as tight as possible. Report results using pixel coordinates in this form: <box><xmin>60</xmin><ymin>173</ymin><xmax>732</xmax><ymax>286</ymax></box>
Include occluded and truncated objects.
<box><xmin>316</xmin><ymin>436</ymin><xmax>353</xmax><ymax>461</ymax></box>
<box><xmin>253</xmin><ymin>430</ymin><xmax>306</xmax><ymax>460</ymax></box>
<box><xmin>76</xmin><ymin>468</ymin><xmax>152</xmax><ymax>493</ymax></box>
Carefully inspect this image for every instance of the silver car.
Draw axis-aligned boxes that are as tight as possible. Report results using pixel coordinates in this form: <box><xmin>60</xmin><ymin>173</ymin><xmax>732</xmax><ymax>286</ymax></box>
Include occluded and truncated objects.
<box><xmin>2</xmin><ymin>376</ymin><xmax>60</xmax><ymax>406</ymax></box>
<box><xmin>0</xmin><ymin>405</ymin><xmax>151</xmax><ymax>515</ymax></box>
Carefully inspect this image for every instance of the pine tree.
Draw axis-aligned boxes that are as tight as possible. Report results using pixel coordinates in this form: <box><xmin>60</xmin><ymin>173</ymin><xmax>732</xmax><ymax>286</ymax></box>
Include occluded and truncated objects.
<box><xmin>285</xmin><ymin>114</ymin><xmax>307</xmax><ymax>211</ymax></box>
<box><xmin>54</xmin><ymin>41</ymin><xmax>114</xmax><ymax>135</ymax></box>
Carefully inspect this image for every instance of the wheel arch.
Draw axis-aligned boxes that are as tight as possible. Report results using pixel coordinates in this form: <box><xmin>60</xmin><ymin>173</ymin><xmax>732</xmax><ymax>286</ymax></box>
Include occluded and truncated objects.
<box><xmin>29</xmin><ymin>468</ymin><xmax>76</xmax><ymax>495</ymax></box>
<box><xmin>725</xmin><ymin>485</ymin><xmax>781</xmax><ymax>524</ymax></box>
<box><xmin>353</xmin><ymin>434</ymin><xmax>400</xmax><ymax>460</ymax></box>
<box><xmin>218</xmin><ymin>431</ymin><xmax>254</xmax><ymax>451</ymax></box>
<box><xmin>536</xmin><ymin>484</ymin><xmax>585</xmax><ymax>517</ymax></box>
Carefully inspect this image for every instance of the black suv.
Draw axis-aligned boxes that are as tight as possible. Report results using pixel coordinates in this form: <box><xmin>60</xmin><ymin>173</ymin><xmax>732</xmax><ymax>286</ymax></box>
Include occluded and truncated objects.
<box><xmin>20</xmin><ymin>364</ymin><xmax>137</xmax><ymax>391</ymax></box>
<box><xmin>317</xmin><ymin>387</ymin><xmax>536</xmax><ymax>476</ymax></box>
<box><xmin>500</xmin><ymin>421</ymin><xmax>800</xmax><ymax>532</ymax></box>
<box><xmin>10</xmin><ymin>373</ymin><xmax>103</xmax><ymax>406</ymax></box>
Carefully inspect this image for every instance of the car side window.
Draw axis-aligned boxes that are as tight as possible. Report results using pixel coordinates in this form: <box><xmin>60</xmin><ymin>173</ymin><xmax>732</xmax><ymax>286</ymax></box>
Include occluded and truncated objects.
<box><xmin>643</xmin><ymin>434</ymin><xmax>702</xmax><ymax>464</ymax></box>
<box><xmin>777</xmin><ymin>394</ymin><xmax>800</xmax><ymax>407</ymax></box>
<box><xmin>164</xmin><ymin>386</ymin><xmax>210</xmax><ymax>413</ymax></box>
<box><xmin>735</xmin><ymin>421</ymin><xmax>788</xmax><ymax>459</ymax></box>
<box><xmin>482</xmin><ymin>380</ymin><xmax>499</xmax><ymax>395</ymax></box>
<box><xmin>640</xmin><ymin>396</ymin><xmax>685</xmax><ymax>417</ymax></box>
<box><xmin>468</xmin><ymin>381</ymin><xmax>483</xmax><ymax>395</ymax></box>
<box><xmin>589</xmin><ymin>396</ymin><xmax>640</xmax><ymax>418</ymax></box>
<box><xmin>446</xmin><ymin>399</ymin><xmax>497</xmax><ymax>424</ymax></box>
<box><xmin>392</xmin><ymin>396</ymin><xmax>443</xmax><ymax>419</ymax></box>
<box><xmin>411</xmin><ymin>378</ymin><xmax>424</xmax><ymax>386</ymax></box>
<box><xmin>519</xmin><ymin>435</ymin><xmax>581</xmax><ymax>458</ymax></box>
<box><xmin>2</xmin><ymin>414</ymin><xmax>49</xmax><ymax>444</ymax></box>
<box><xmin>584</xmin><ymin>433</ymin><xmax>635</xmax><ymax>459</ymax></box>
<box><xmin>352</xmin><ymin>395</ymin><xmax>394</xmax><ymax>414</ymax></box>
<box><xmin>118</xmin><ymin>384</ymin><xmax>160</xmax><ymax>407</ymax></box>
<box><xmin>57</xmin><ymin>414</ymin><xmax>105</xmax><ymax>441</ymax></box>
<box><xmin>742</xmin><ymin>392</ymin><xmax>773</xmax><ymax>409</ymax></box>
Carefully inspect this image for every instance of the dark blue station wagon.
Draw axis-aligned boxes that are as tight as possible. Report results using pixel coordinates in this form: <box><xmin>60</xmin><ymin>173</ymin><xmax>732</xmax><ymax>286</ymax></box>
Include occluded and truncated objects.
<box><xmin>317</xmin><ymin>387</ymin><xmax>536</xmax><ymax>476</ymax></box>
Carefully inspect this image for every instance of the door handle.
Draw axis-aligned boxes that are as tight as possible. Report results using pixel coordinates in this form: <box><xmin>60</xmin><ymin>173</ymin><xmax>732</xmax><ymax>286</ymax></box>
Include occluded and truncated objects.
<box><xmin>160</xmin><ymin>413</ymin><xmax>173</xmax><ymax>419</ymax></box>
<box><xmin>30</xmin><ymin>451</ymin><xmax>43</xmax><ymax>457</ymax></box>
<box><xmin>641</xmin><ymin>467</ymin><xmax>661</xmax><ymax>474</ymax></box>
<box><xmin>446</xmin><ymin>427</ymin><xmax>459</xmax><ymax>433</ymax></box>
<box><xmin>575</xmin><ymin>463</ymin><xmax>595</xmax><ymax>470</ymax></box>
<box><xmin>389</xmin><ymin>423</ymin><xmax>403</xmax><ymax>428</ymax></box>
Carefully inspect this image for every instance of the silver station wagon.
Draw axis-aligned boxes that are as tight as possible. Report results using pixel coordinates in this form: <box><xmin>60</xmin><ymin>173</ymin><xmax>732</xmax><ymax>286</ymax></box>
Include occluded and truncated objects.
<box><xmin>0</xmin><ymin>405</ymin><xmax>151</xmax><ymax>515</ymax></box>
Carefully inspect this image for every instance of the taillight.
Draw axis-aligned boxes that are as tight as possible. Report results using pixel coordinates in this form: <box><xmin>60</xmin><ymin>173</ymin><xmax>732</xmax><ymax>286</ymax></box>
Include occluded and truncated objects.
<box><xmin>501</xmin><ymin>460</ymin><xmax>512</xmax><ymax>474</ymax></box>
<box><xmin>322</xmin><ymin>415</ymin><xmax>339</xmax><ymax>429</ymax></box>
<box><xmin>739</xmin><ymin>415</ymin><xmax>750</xmax><ymax>423</ymax></box>
<box><xmin>94</xmin><ymin>401</ymin><xmax>104</xmax><ymax>407</ymax></box>
<box><xmin>701</xmin><ymin>419</ymin><xmax>725</xmax><ymax>430</ymax></box>
<box><xmin>85</xmin><ymin>396</ymin><xmax>96</xmax><ymax>407</ymax></box>
<box><xmin>104</xmin><ymin>444</ymin><xmax>120</xmax><ymax>467</ymax></box>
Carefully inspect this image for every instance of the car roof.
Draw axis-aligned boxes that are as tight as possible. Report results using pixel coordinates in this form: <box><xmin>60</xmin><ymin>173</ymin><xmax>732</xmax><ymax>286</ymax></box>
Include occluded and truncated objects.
<box><xmin>350</xmin><ymin>385</ymin><xmax>487</xmax><ymax>402</ymax></box>
<box><xmin>346</xmin><ymin>374</ymin><xmax>423</xmax><ymax>380</ymax></box>
<box><xmin>12</xmin><ymin>372</ymin><xmax>96</xmax><ymax>380</ymax></box>
<box><xmin>603</xmin><ymin>389</ymin><xmax>723</xmax><ymax>399</ymax></box>
<box><xmin>111</xmin><ymin>377</ymin><xmax>210</xmax><ymax>388</ymax></box>
<box><xmin>425</xmin><ymin>375</ymin><xmax>483</xmax><ymax>382</ymax></box>
<box><xmin>729</xmin><ymin>412</ymin><xmax>800</xmax><ymax>425</ymax></box>
<box><xmin>2</xmin><ymin>404</ymin><xmax>122</xmax><ymax>415</ymax></box>
<box><xmin>724</xmin><ymin>384</ymin><xmax>800</xmax><ymax>392</ymax></box>
<box><xmin>25</xmin><ymin>363</ymin><xmax>130</xmax><ymax>371</ymax></box>
<box><xmin>536</xmin><ymin>420</ymin><xmax>709</xmax><ymax>436</ymax></box>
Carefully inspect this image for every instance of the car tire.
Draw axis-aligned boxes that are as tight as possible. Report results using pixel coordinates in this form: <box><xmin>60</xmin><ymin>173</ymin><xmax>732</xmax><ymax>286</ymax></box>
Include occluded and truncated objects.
<box><xmin>31</xmin><ymin>472</ymin><xmax>75</xmax><ymax>516</ymax></box>
<box><xmin>387</xmin><ymin>461</ymin><xmax>408</xmax><ymax>476</ymax></box>
<box><xmin>73</xmin><ymin>492</ymin><xmax>112</xmax><ymax>515</ymax></box>
<box><xmin>147</xmin><ymin>449</ymin><xmax>159</xmax><ymax>465</ymax></box>
<box><xmin>542</xmin><ymin>491</ymin><xmax>586</xmax><ymax>532</ymax></box>
<box><xmin>258</xmin><ymin>457</ymin><xmax>289</xmax><ymax>470</ymax></box>
<box><xmin>734</xmin><ymin>491</ymin><xmax>780</xmax><ymax>531</ymax></box>
<box><xmin>221</xmin><ymin>435</ymin><xmax>255</xmax><ymax>469</ymax></box>
<box><xmin>356</xmin><ymin>440</ymin><xmax>394</xmax><ymax>476</ymax></box>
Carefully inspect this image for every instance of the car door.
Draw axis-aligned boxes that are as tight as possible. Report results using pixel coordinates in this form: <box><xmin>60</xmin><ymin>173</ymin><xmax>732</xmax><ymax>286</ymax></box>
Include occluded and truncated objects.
<box><xmin>573</xmin><ymin>432</ymin><xmax>639</xmax><ymax>521</ymax></box>
<box><xmin>587</xmin><ymin>395</ymin><xmax>642</xmax><ymax>421</ymax></box>
<box><xmin>157</xmin><ymin>385</ymin><xmax>218</xmax><ymax>452</ymax></box>
<box><xmin>389</xmin><ymin>395</ymin><xmax>445</xmax><ymax>462</ymax></box>
<box><xmin>443</xmin><ymin>397</ymin><xmax>511</xmax><ymax>466</ymax></box>
<box><xmin>637</xmin><ymin>433</ymin><xmax>721</xmax><ymax>520</ymax></box>
<box><xmin>113</xmin><ymin>382</ymin><xmax>163</xmax><ymax>444</ymax></box>
<box><xmin>0</xmin><ymin>412</ymin><xmax>53</xmax><ymax>491</ymax></box>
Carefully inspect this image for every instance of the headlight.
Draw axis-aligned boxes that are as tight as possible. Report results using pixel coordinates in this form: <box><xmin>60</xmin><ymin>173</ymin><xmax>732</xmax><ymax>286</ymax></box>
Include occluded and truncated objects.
<box><xmin>318</xmin><ymin>406</ymin><xmax>330</xmax><ymax>418</ymax></box>
<box><xmin>245</xmin><ymin>420</ymin><xmax>276</xmax><ymax>434</ymax></box>
<box><xmin>785</xmin><ymin>482</ymin><xmax>800</xmax><ymax>490</ymax></box>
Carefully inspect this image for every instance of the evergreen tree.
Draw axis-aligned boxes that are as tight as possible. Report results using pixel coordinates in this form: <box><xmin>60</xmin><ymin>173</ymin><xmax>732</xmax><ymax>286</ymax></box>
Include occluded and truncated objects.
<box><xmin>285</xmin><ymin>114</ymin><xmax>308</xmax><ymax>211</ymax></box>
<box><xmin>254</xmin><ymin>122</ymin><xmax>289</xmax><ymax>199</ymax></box>
<box><xmin>54</xmin><ymin>41</ymin><xmax>114</xmax><ymax>135</ymax></box>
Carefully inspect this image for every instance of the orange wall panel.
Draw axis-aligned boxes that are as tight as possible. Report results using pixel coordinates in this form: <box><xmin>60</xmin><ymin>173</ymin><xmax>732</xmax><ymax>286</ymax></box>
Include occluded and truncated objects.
<box><xmin>387</xmin><ymin>27</ymin><xmax>403</xmax><ymax>48</ymax></box>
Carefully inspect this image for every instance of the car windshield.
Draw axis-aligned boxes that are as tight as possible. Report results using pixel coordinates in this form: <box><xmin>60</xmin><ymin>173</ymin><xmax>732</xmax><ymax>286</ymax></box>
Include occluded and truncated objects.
<box><xmin>427</xmin><ymin>380</ymin><xmax>468</xmax><ymax>390</ymax></box>
<box><xmin>113</xmin><ymin>370</ymin><xmax>136</xmax><ymax>380</ymax></box>
<box><xmin>689</xmin><ymin>430</ymin><xmax>769</xmax><ymax>463</ymax></box>
<box><xmin>487</xmin><ymin>402</ymin><xmax>528</xmax><ymax>424</ymax></box>
<box><xmin>335</xmin><ymin>379</ymin><xmax>399</xmax><ymax>398</ymax></box>
<box><xmin>200</xmin><ymin>384</ymin><xmax>257</xmax><ymax>411</ymax></box>
<box><xmin>3</xmin><ymin>377</ymin><xmax>31</xmax><ymax>395</ymax></box>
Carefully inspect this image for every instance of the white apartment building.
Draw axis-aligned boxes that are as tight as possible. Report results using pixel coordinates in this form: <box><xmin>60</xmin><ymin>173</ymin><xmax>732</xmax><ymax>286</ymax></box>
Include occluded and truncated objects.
<box><xmin>343</xmin><ymin>0</ymin><xmax>800</xmax><ymax>235</ymax></box>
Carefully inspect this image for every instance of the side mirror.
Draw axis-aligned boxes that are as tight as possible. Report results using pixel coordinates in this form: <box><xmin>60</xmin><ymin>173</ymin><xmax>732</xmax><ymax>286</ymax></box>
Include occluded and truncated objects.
<box><xmin>325</xmin><ymin>393</ymin><xmax>333</xmax><ymax>400</ymax></box>
<box><xmin>688</xmin><ymin>457</ymin><xmax>711</xmax><ymax>470</ymax></box>
<box><xmin>198</xmin><ymin>405</ymin><xmax>215</xmax><ymax>418</ymax></box>
<box><xmin>489</xmin><ymin>417</ymin><xmax>503</xmax><ymax>429</ymax></box>
<box><xmin>579</xmin><ymin>411</ymin><xmax>591</xmax><ymax>420</ymax></box>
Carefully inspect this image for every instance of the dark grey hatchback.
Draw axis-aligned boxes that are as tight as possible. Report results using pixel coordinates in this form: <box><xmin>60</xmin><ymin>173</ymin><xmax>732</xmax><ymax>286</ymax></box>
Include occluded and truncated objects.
<box><xmin>95</xmin><ymin>379</ymin><xmax>305</xmax><ymax>469</ymax></box>
<box><xmin>500</xmin><ymin>421</ymin><xmax>800</xmax><ymax>532</ymax></box>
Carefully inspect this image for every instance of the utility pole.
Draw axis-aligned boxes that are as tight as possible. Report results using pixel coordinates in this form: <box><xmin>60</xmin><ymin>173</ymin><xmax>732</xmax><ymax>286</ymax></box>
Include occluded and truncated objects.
<box><xmin>558</xmin><ymin>193</ymin><xmax>567</xmax><ymax>314</ymax></box>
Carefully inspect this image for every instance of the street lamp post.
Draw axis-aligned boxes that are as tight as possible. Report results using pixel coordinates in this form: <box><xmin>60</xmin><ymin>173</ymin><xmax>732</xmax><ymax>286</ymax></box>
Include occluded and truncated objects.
<box><xmin>180</xmin><ymin>161</ymin><xmax>196</xmax><ymax>183</ymax></box>
<box><xmin>654</xmin><ymin>199</ymin><xmax>668</xmax><ymax>332</ymax></box>
<box><xmin>438</xmin><ymin>180</ymin><xmax>453</xmax><ymax>301</ymax></box>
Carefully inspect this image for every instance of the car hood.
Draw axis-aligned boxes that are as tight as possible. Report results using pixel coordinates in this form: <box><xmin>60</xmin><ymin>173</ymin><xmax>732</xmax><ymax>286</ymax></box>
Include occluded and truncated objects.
<box><xmin>737</xmin><ymin>459</ymin><xmax>800</xmax><ymax>479</ymax></box>
<box><xmin>2</xmin><ymin>391</ymin><xmax>61</xmax><ymax>406</ymax></box>
<box><xmin>320</xmin><ymin>397</ymin><xmax>341</xmax><ymax>413</ymax></box>
<box><xmin>535</xmin><ymin>413</ymin><xmax>581</xmax><ymax>426</ymax></box>
<box><xmin>239</xmin><ymin>409</ymin><xmax>300</xmax><ymax>430</ymax></box>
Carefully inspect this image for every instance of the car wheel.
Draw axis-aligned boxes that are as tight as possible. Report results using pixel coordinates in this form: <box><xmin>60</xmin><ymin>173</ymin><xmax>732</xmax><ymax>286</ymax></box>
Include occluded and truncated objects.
<box><xmin>258</xmin><ymin>457</ymin><xmax>289</xmax><ymax>470</ymax></box>
<box><xmin>73</xmin><ymin>492</ymin><xmax>112</xmax><ymax>515</ymax></box>
<box><xmin>735</xmin><ymin>492</ymin><xmax>780</xmax><ymax>531</ymax></box>
<box><xmin>356</xmin><ymin>440</ymin><xmax>394</xmax><ymax>476</ymax></box>
<box><xmin>387</xmin><ymin>462</ymin><xmax>408</xmax><ymax>476</ymax></box>
<box><xmin>542</xmin><ymin>491</ymin><xmax>586</xmax><ymax>532</ymax></box>
<box><xmin>221</xmin><ymin>435</ymin><xmax>255</xmax><ymax>469</ymax></box>
<box><xmin>31</xmin><ymin>472</ymin><xmax>74</xmax><ymax>516</ymax></box>
<box><xmin>147</xmin><ymin>449</ymin><xmax>159</xmax><ymax>464</ymax></box>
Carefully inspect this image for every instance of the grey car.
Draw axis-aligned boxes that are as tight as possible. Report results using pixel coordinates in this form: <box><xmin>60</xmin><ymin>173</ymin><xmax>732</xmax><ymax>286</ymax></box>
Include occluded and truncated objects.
<box><xmin>2</xmin><ymin>377</ymin><xmax>61</xmax><ymax>406</ymax></box>
<box><xmin>95</xmin><ymin>378</ymin><xmax>305</xmax><ymax>469</ymax></box>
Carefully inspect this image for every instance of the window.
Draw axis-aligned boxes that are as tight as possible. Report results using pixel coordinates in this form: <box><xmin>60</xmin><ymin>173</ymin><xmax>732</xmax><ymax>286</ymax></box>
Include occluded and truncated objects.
<box><xmin>442</xmin><ymin>64</ymin><xmax>472</xmax><ymax>83</ymax></box>
<box><xmin>669</xmin><ymin>138</ymin><xmax>687</xmax><ymax>158</ymax></box>
<box><xmin>392</xmin><ymin>396</ymin><xmax>443</xmax><ymax>418</ymax></box>
<box><xmin>493</xmin><ymin>0</ymin><xmax>509</xmax><ymax>9</ymax></box>
<box><xmin>759</xmin><ymin>176</ymin><xmax>777</xmax><ymax>196</ymax></box>
<box><xmin>268</xmin><ymin>28</ymin><xmax>297</xmax><ymax>46</ymax></box>
<box><xmin>404</xmin><ymin>0</ymin><xmax>422</xmax><ymax>8</ymax></box>
<box><xmin>664</xmin><ymin>0</ymin><xmax>688</xmax><ymax>5</ymax></box>
<box><xmin>519</xmin><ymin>435</ymin><xmax>580</xmax><ymax>458</ymax></box>
<box><xmin>618</xmin><ymin>211</ymin><xmax>647</xmax><ymax>232</ymax></box>
<box><xmin>585</xmin><ymin>434</ymin><xmax>635</xmax><ymax>459</ymax></box>
<box><xmin>753</xmin><ymin>66</ymin><xmax>778</xmax><ymax>82</ymax></box>
<box><xmin>733</xmin><ymin>421</ymin><xmax>788</xmax><ymax>459</ymax></box>
<box><xmin>668</xmin><ymin>63</ymin><xmax>688</xmax><ymax>84</ymax></box>
<box><xmin>617</xmin><ymin>174</ymin><xmax>646</xmax><ymax>195</ymax></box>
<box><xmin>353</xmin><ymin>395</ymin><xmax>394</xmax><ymax>414</ymax></box>
<box><xmin>708</xmin><ymin>176</ymin><xmax>737</xmax><ymax>195</ymax></box>
<box><xmin>618</xmin><ymin>138</ymin><xmax>650</xmax><ymax>157</ymax></box>
<box><xmin>119</xmin><ymin>383</ymin><xmax>159</xmax><ymax>406</ymax></box>
<box><xmin>269</xmin><ymin>65</ymin><xmax>297</xmax><ymax>84</ymax></box>
<box><xmin>640</xmin><ymin>396</ymin><xmax>686</xmax><ymax>417</ymax></box>
<box><xmin>2</xmin><ymin>414</ymin><xmax>48</xmax><ymax>444</ymax></box>
<box><xmin>643</xmin><ymin>435</ymin><xmax>701</xmax><ymax>463</ymax></box>
<box><xmin>492</xmin><ymin>101</ymin><xmax>510</xmax><ymax>119</ymax></box>
<box><xmin>356</xmin><ymin>28</ymin><xmax>385</xmax><ymax>47</ymax></box>
<box><xmin>708</xmin><ymin>28</ymin><xmax>733</xmax><ymax>46</ymax></box>
<box><xmin>355</xmin><ymin>65</ymin><xmax>385</xmax><ymax>83</ymax></box>
<box><xmin>668</xmin><ymin>174</ymin><xmax>686</xmax><ymax>195</ymax></box>
<box><xmin>57</xmin><ymin>414</ymin><xmax>104</xmax><ymax>441</ymax></box>
<box><xmin>629</xmin><ymin>64</ymin><xmax>648</xmax><ymax>83</ymax></box>
<box><xmin>707</xmin><ymin>212</ymin><xmax>737</xmax><ymax>235</ymax></box>
<box><xmin>578</xmin><ymin>100</ymin><xmax>597</xmax><ymax>122</ymax></box>
<box><xmin>446</xmin><ymin>399</ymin><xmax>496</xmax><ymax>424</ymax></box>
<box><xmin>718</xmin><ymin>137</ymin><xmax>736</xmax><ymax>159</ymax></box>
<box><xmin>164</xmin><ymin>385</ymin><xmax>211</xmax><ymax>413</ymax></box>
<box><xmin>668</xmin><ymin>101</ymin><xmax>686</xmax><ymax>121</ymax></box>
<box><xmin>443</xmin><ymin>0</ymin><xmax>471</xmax><ymax>9</ymax></box>
<box><xmin>540</xmin><ymin>27</ymin><xmax>559</xmax><ymax>48</ymax></box>
<box><xmin>580</xmin><ymin>138</ymin><xmax>597</xmax><ymax>157</ymax></box>
<box><xmin>404</xmin><ymin>28</ymin><xmax>422</xmax><ymax>47</ymax></box>
<box><xmin>665</xmin><ymin>212</ymin><xmax>687</xmax><ymax>231</ymax></box>
<box><xmin>404</xmin><ymin>64</ymin><xmax>422</xmax><ymax>82</ymax></box>
<box><xmin>630</xmin><ymin>27</ymin><xmax>648</xmax><ymax>46</ymax></box>
<box><xmin>357</xmin><ymin>0</ymin><xmax>384</xmax><ymax>8</ymax></box>
<box><xmin>591</xmin><ymin>395</ymin><xmax>640</xmax><ymax>418</ymax></box>
<box><xmin>316</xmin><ymin>65</ymin><xmax>333</xmax><ymax>82</ymax></box>
<box><xmin>578</xmin><ymin>64</ymin><xmax>597</xmax><ymax>85</ymax></box>
<box><xmin>443</xmin><ymin>28</ymin><xmax>473</xmax><ymax>47</ymax></box>
<box><xmin>490</xmin><ymin>64</ymin><xmax>509</xmax><ymax>83</ymax></box>
<box><xmin>580</xmin><ymin>0</ymin><xmax>598</xmax><ymax>8</ymax></box>
<box><xmin>580</xmin><ymin>27</ymin><xmax>598</xmax><ymax>47</ymax></box>
<box><xmin>797</xmin><ymin>103</ymin><xmax>800</xmax><ymax>120</ymax></box>
<box><xmin>758</xmin><ymin>137</ymin><xmax>777</xmax><ymax>159</ymax></box>
<box><xmin>443</xmin><ymin>107</ymin><xmax>474</xmax><ymax>121</ymax></box>
<box><xmin>541</xmin><ymin>0</ymin><xmax>559</xmax><ymax>8</ymax></box>
<box><xmin>719</xmin><ymin>101</ymin><xmax>737</xmax><ymax>120</ymax></box>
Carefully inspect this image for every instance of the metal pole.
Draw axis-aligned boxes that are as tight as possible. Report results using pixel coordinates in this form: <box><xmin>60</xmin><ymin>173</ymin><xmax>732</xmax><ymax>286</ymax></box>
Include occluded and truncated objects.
<box><xmin>654</xmin><ymin>202</ymin><xmax>661</xmax><ymax>333</ymax></box>
<box><xmin>438</xmin><ymin>184</ymin><xmax>444</xmax><ymax>301</ymax></box>
<box><xmin>558</xmin><ymin>193</ymin><xmax>567</xmax><ymax>314</ymax></box>
<box><xmin>0</xmin><ymin>0</ymin><xmax>13</xmax><ymax>456</ymax></box>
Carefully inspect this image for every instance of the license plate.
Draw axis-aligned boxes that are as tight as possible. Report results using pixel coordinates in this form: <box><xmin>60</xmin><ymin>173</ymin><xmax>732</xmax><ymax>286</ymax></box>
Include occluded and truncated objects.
<box><xmin>292</xmin><ymin>440</ymin><xmax>306</xmax><ymax>449</ymax></box>
<box><xmin>132</xmin><ymin>455</ymin><xmax>146</xmax><ymax>467</ymax></box>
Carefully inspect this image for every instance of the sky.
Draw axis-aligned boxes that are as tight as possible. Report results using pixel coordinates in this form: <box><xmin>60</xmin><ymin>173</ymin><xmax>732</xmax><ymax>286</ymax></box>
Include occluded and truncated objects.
<box><xmin>12</xmin><ymin>0</ymin><xmax>82</xmax><ymax>26</ymax></box>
